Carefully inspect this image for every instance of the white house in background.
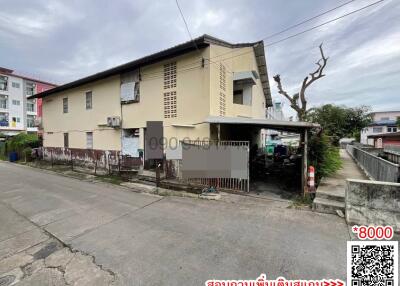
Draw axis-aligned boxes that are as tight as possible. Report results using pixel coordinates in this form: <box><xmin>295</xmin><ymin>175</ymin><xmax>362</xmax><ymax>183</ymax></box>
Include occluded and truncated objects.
<box><xmin>259</xmin><ymin>100</ymin><xmax>300</xmax><ymax>147</ymax></box>
<box><xmin>361</xmin><ymin>111</ymin><xmax>400</xmax><ymax>146</ymax></box>
<box><xmin>266</xmin><ymin>100</ymin><xmax>285</xmax><ymax>121</ymax></box>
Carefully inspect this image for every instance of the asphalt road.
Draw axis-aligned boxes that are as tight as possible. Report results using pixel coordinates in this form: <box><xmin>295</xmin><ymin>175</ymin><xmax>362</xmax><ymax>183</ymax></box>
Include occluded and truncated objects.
<box><xmin>0</xmin><ymin>162</ymin><xmax>349</xmax><ymax>285</ymax></box>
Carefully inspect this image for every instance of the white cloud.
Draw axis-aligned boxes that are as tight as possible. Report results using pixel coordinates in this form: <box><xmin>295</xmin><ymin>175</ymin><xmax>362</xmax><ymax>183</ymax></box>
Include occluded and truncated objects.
<box><xmin>1</xmin><ymin>0</ymin><xmax>399</xmax><ymax>115</ymax></box>
<box><xmin>0</xmin><ymin>2</ymin><xmax>83</xmax><ymax>38</ymax></box>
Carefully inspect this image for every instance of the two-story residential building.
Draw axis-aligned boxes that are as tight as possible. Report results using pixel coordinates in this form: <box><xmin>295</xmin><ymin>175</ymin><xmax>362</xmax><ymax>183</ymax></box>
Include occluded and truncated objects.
<box><xmin>30</xmin><ymin>35</ymin><xmax>318</xmax><ymax>193</ymax></box>
<box><xmin>361</xmin><ymin>111</ymin><xmax>400</xmax><ymax>146</ymax></box>
<box><xmin>0</xmin><ymin>67</ymin><xmax>56</xmax><ymax>136</ymax></box>
<box><xmin>31</xmin><ymin>35</ymin><xmax>272</xmax><ymax>154</ymax></box>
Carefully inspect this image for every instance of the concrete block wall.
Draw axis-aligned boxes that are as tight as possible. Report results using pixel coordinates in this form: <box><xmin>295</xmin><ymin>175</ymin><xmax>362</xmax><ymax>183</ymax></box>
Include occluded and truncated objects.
<box><xmin>345</xmin><ymin>179</ymin><xmax>400</xmax><ymax>232</ymax></box>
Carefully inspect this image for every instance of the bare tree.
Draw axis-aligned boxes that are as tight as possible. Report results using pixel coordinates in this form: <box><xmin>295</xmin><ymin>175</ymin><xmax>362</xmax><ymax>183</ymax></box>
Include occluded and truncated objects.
<box><xmin>273</xmin><ymin>44</ymin><xmax>328</xmax><ymax>121</ymax></box>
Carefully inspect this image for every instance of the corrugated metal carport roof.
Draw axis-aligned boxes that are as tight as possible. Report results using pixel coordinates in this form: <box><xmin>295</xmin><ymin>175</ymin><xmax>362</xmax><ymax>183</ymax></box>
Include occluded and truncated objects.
<box><xmin>204</xmin><ymin>116</ymin><xmax>320</xmax><ymax>132</ymax></box>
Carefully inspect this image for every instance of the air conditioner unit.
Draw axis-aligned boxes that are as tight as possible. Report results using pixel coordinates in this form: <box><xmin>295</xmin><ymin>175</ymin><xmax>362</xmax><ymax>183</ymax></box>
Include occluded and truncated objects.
<box><xmin>107</xmin><ymin>116</ymin><xmax>121</xmax><ymax>128</ymax></box>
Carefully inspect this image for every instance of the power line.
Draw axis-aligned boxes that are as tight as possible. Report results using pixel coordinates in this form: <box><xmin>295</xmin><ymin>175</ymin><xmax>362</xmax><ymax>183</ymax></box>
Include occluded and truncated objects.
<box><xmin>207</xmin><ymin>0</ymin><xmax>360</xmax><ymax>61</ymax></box>
<box><xmin>207</xmin><ymin>0</ymin><xmax>385</xmax><ymax>63</ymax></box>
<box><xmin>175</xmin><ymin>0</ymin><xmax>199</xmax><ymax>51</ymax></box>
<box><xmin>60</xmin><ymin>0</ymin><xmax>384</xmax><ymax>85</ymax></box>
<box><xmin>142</xmin><ymin>0</ymin><xmax>363</xmax><ymax>79</ymax></box>
<box><xmin>262</xmin><ymin>0</ymin><xmax>358</xmax><ymax>41</ymax></box>
<box><xmin>174</xmin><ymin>0</ymin><xmax>234</xmax><ymax>74</ymax></box>
<box><xmin>265</xmin><ymin>0</ymin><xmax>385</xmax><ymax>47</ymax></box>
<box><xmin>147</xmin><ymin>0</ymin><xmax>380</xmax><ymax>77</ymax></box>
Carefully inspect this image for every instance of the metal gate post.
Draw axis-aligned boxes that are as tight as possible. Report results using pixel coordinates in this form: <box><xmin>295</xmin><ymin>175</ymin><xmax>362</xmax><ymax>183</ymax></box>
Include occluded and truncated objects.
<box><xmin>70</xmin><ymin>149</ymin><xmax>73</xmax><ymax>170</ymax></box>
<box><xmin>247</xmin><ymin>144</ymin><xmax>250</xmax><ymax>192</ymax></box>
<box><xmin>302</xmin><ymin>129</ymin><xmax>308</xmax><ymax>196</ymax></box>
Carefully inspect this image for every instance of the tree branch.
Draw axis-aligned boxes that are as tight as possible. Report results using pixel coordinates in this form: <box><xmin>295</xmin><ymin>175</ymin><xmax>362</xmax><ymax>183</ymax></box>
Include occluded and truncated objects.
<box><xmin>299</xmin><ymin>43</ymin><xmax>328</xmax><ymax>114</ymax></box>
<box><xmin>273</xmin><ymin>44</ymin><xmax>328</xmax><ymax>121</ymax></box>
<box><xmin>273</xmin><ymin>75</ymin><xmax>301</xmax><ymax>113</ymax></box>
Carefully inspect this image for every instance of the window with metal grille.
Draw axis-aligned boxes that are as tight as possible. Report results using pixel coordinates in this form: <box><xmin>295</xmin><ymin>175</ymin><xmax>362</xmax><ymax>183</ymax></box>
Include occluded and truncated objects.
<box><xmin>86</xmin><ymin>91</ymin><xmax>92</xmax><ymax>110</ymax></box>
<box><xmin>0</xmin><ymin>76</ymin><xmax>8</xmax><ymax>91</ymax></box>
<box><xmin>27</xmin><ymin>100</ymin><xmax>35</xmax><ymax>112</ymax></box>
<box><xmin>64</xmin><ymin>133</ymin><xmax>69</xmax><ymax>148</ymax></box>
<box><xmin>219</xmin><ymin>63</ymin><xmax>226</xmax><ymax>92</ymax></box>
<box><xmin>86</xmin><ymin>132</ymin><xmax>93</xmax><ymax>149</ymax></box>
<box><xmin>26</xmin><ymin>82</ymin><xmax>35</xmax><ymax>96</ymax></box>
<box><xmin>0</xmin><ymin>95</ymin><xmax>7</xmax><ymax>109</ymax></box>
<box><xmin>63</xmin><ymin>98</ymin><xmax>68</xmax><ymax>113</ymax></box>
<box><xmin>163</xmin><ymin>62</ymin><xmax>177</xmax><ymax>89</ymax></box>
<box><xmin>27</xmin><ymin>115</ymin><xmax>35</xmax><ymax>128</ymax></box>
<box><xmin>164</xmin><ymin>91</ymin><xmax>177</xmax><ymax>118</ymax></box>
<box><xmin>219</xmin><ymin>92</ymin><xmax>226</xmax><ymax>116</ymax></box>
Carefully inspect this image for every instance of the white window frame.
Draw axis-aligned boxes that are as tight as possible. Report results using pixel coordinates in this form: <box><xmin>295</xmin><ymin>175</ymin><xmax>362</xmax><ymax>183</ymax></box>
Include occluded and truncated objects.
<box><xmin>26</xmin><ymin>82</ymin><xmax>35</xmax><ymax>96</ymax></box>
<box><xmin>86</xmin><ymin>132</ymin><xmax>93</xmax><ymax>149</ymax></box>
<box><xmin>0</xmin><ymin>96</ymin><xmax>7</xmax><ymax>109</ymax></box>
<box><xmin>27</xmin><ymin>115</ymin><xmax>35</xmax><ymax>127</ymax></box>
<box><xmin>27</xmin><ymin>100</ymin><xmax>35</xmax><ymax>112</ymax></box>
<box><xmin>12</xmin><ymin>82</ymin><xmax>20</xmax><ymax>88</ymax></box>
<box><xmin>64</xmin><ymin>133</ymin><xmax>69</xmax><ymax>148</ymax></box>
<box><xmin>372</xmin><ymin>127</ymin><xmax>383</xmax><ymax>133</ymax></box>
<box><xmin>0</xmin><ymin>76</ymin><xmax>8</xmax><ymax>91</ymax></box>
<box><xmin>86</xmin><ymin>91</ymin><xmax>92</xmax><ymax>110</ymax></box>
<box><xmin>63</xmin><ymin>97</ymin><xmax>68</xmax><ymax>113</ymax></box>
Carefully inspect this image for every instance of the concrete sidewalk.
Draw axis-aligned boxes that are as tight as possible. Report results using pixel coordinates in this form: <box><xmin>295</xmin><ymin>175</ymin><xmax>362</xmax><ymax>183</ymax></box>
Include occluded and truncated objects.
<box><xmin>313</xmin><ymin>149</ymin><xmax>368</xmax><ymax>214</ymax></box>
<box><xmin>0</xmin><ymin>161</ymin><xmax>350</xmax><ymax>285</ymax></box>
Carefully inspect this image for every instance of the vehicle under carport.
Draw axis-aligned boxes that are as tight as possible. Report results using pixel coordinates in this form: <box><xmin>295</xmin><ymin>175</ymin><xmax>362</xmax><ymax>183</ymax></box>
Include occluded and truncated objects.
<box><xmin>203</xmin><ymin>116</ymin><xmax>320</xmax><ymax>197</ymax></box>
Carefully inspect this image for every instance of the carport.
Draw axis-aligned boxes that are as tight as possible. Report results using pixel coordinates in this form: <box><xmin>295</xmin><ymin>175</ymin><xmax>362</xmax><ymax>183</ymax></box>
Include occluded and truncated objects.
<box><xmin>204</xmin><ymin>116</ymin><xmax>320</xmax><ymax>195</ymax></box>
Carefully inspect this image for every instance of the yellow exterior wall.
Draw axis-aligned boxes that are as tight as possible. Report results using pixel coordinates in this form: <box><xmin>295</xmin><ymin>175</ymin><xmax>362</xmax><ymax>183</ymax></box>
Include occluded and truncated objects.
<box><xmin>41</xmin><ymin>43</ymin><xmax>266</xmax><ymax>152</ymax></box>
<box><xmin>121</xmin><ymin>48</ymin><xmax>212</xmax><ymax>148</ymax></box>
<box><xmin>209</xmin><ymin>44</ymin><xmax>265</xmax><ymax>119</ymax></box>
<box><xmin>42</xmin><ymin>75</ymin><xmax>121</xmax><ymax>150</ymax></box>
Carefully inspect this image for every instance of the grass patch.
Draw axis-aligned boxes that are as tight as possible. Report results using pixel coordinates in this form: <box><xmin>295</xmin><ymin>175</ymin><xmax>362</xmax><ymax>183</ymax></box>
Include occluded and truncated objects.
<box><xmin>95</xmin><ymin>174</ymin><xmax>124</xmax><ymax>185</ymax></box>
<box><xmin>289</xmin><ymin>194</ymin><xmax>313</xmax><ymax>209</ymax></box>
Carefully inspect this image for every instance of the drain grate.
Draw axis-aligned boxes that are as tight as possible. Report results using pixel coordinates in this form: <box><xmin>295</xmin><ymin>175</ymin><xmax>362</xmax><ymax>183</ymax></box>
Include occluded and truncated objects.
<box><xmin>0</xmin><ymin>275</ymin><xmax>15</xmax><ymax>286</ymax></box>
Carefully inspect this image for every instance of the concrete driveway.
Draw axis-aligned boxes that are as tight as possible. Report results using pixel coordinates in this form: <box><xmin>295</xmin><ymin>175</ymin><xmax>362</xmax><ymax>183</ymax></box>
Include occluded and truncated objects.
<box><xmin>0</xmin><ymin>162</ymin><xmax>350</xmax><ymax>285</ymax></box>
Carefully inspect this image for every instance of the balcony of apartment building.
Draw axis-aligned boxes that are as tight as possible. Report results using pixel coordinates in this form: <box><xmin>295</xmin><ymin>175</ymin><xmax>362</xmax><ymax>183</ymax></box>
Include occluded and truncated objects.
<box><xmin>26</xmin><ymin>114</ymin><xmax>37</xmax><ymax>132</ymax></box>
<box><xmin>25</xmin><ymin>82</ymin><xmax>36</xmax><ymax>97</ymax></box>
<box><xmin>0</xmin><ymin>95</ymin><xmax>9</xmax><ymax>127</ymax></box>
<box><xmin>0</xmin><ymin>75</ymin><xmax>9</xmax><ymax>93</ymax></box>
<box><xmin>26</xmin><ymin>99</ymin><xmax>36</xmax><ymax>115</ymax></box>
<box><xmin>0</xmin><ymin>112</ymin><xmax>9</xmax><ymax>129</ymax></box>
<box><xmin>0</xmin><ymin>94</ymin><xmax>9</xmax><ymax>129</ymax></box>
<box><xmin>232</xmin><ymin>71</ymin><xmax>257</xmax><ymax>118</ymax></box>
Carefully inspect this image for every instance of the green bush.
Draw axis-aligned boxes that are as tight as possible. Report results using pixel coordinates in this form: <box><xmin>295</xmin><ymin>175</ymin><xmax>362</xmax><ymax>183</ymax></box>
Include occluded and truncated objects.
<box><xmin>0</xmin><ymin>142</ymin><xmax>6</xmax><ymax>160</ymax></box>
<box><xmin>7</xmin><ymin>133</ymin><xmax>40</xmax><ymax>158</ymax></box>
<box><xmin>308</xmin><ymin>132</ymin><xmax>342</xmax><ymax>184</ymax></box>
<box><xmin>23</xmin><ymin>147</ymin><xmax>33</xmax><ymax>162</ymax></box>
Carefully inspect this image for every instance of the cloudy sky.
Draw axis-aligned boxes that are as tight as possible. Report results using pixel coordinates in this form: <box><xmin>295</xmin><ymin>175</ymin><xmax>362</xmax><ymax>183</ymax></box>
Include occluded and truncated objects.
<box><xmin>1</xmin><ymin>0</ymin><xmax>399</xmax><ymax>117</ymax></box>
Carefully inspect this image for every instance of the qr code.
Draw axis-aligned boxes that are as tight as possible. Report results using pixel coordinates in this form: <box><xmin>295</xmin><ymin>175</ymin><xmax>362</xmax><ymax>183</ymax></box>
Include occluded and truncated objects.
<box><xmin>347</xmin><ymin>241</ymin><xmax>398</xmax><ymax>286</ymax></box>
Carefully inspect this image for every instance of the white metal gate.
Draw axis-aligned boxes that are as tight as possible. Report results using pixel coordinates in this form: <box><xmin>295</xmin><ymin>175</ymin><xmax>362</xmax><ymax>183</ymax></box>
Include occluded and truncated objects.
<box><xmin>181</xmin><ymin>140</ymin><xmax>250</xmax><ymax>192</ymax></box>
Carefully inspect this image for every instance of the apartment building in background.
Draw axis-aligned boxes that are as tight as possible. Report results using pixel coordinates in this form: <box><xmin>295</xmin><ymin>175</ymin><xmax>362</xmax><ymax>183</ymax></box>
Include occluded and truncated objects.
<box><xmin>0</xmin><ymin>67</ymin><xmax>56</xmax><ymax>136</ymax></box>
<box><xmin>361</xmin><ymin>111</ymin><xmax>400</xmax><ymax>146</ymax></box>
<box><xmin>30</xmin><ymin>35</ymin><xmax>272</xmax><ymax>158</ymax></box>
